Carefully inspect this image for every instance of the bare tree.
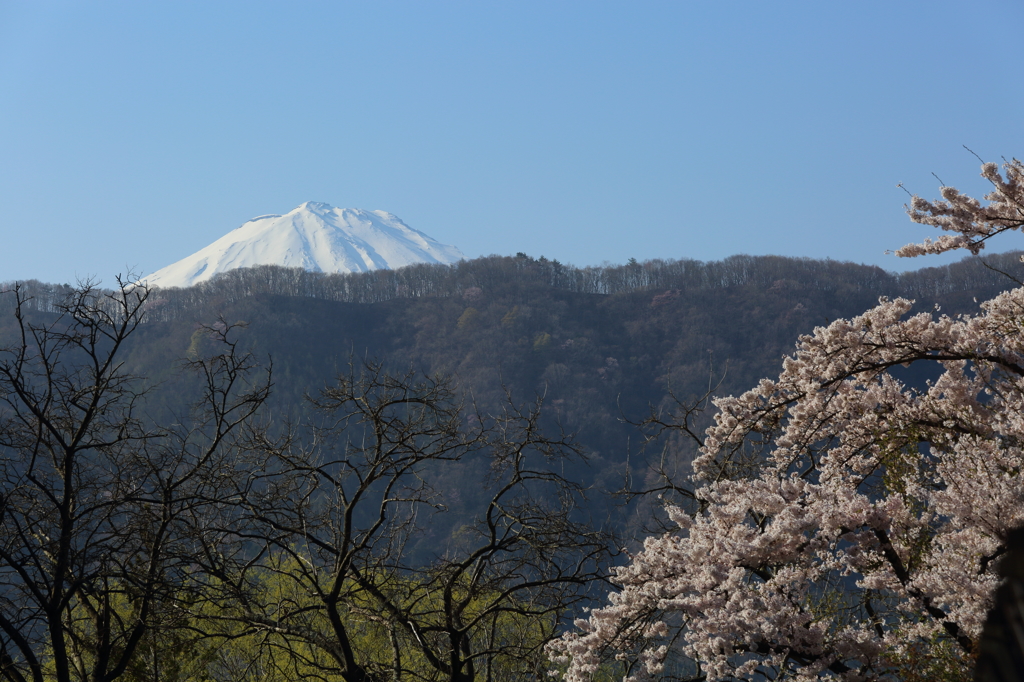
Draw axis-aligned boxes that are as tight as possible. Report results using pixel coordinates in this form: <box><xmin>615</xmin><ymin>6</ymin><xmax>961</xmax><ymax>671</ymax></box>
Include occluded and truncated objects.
<box><xmin>0</xmin><ymin>280</ymin><xmax>271</xmax><ymax>682</ymax></box>
<box><xmin>198</xmin><ymin>361</ymin><xmax>612</xmax><ymax>682</ymax></box>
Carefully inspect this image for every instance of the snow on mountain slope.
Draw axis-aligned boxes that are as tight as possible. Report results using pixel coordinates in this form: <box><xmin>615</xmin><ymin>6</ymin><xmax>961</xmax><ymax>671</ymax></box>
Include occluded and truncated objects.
<box><xmin>143</xmin><ymin>202</ymin><xmax>464</xmax><ymax>289</ymax></box>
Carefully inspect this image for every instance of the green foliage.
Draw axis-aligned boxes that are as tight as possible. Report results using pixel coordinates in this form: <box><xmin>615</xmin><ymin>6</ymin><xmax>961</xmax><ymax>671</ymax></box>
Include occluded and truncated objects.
<box><xmin>40</xmin><ymin>557</ymin><xmax>558</xmax><ymax>682</ymax></box>
<box><xmin>456</xmin><ymin>306</ymin><xmax>480</xmax><ymax>330</ymax></box>
<box><xmin>43</xmin><ymin>588</ymin><xmax>221</xmax><ymax>682</ymax></box>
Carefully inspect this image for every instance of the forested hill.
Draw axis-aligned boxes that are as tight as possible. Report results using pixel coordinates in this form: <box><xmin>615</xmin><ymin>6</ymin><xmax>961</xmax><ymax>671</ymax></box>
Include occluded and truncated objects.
<box><xmin>16</xmin><ymin>249</ymin><xmax>1020</xmax><ymax>312</ymax></box>
<box><xmin>4</xmin><ymin>250</ymin><xmax>1024</xmax><ymax>498</ymax></box>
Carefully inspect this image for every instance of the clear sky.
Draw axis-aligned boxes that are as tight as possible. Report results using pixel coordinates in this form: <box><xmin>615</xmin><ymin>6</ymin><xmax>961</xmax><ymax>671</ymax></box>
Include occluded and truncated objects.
<box><xmin>2</xmin><ymin>1</ymin><xmax>1023</xmax><ymax>285</ymax></box>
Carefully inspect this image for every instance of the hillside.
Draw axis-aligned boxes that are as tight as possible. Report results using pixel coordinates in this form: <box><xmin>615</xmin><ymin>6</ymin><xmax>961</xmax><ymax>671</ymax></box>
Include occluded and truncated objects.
<box><xmin>6</xmin><ymin>250</ymin><xmax>1022</xmax><ymax>528</ymax></box>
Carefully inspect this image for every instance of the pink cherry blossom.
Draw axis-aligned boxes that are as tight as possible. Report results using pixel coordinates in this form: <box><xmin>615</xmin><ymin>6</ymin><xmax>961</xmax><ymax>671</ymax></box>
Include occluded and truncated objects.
<box><xmin>550</xmin><ymin>158</ymin><xmax>1024</xmax><ymax>680</ymax></box>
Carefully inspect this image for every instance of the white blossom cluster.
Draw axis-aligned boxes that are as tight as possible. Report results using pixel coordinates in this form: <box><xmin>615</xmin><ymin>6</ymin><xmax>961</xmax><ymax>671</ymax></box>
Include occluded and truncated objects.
<box><xmin>549</xmin><ymin>159</ymin><xmax>1024</xmax><ymax>680</ymax></box>
<box><xmin>896</xmin><ymin>159</ymin><xmax>1024</xmax><ymax>257</ymax></box>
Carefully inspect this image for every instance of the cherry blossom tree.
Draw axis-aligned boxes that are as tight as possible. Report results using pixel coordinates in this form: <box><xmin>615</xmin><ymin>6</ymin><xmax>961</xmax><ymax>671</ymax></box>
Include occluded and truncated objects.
<box><xmin>548</xmin><ymin>157</ymin><xmax>1024</xmax><ymax>681</ymax></box>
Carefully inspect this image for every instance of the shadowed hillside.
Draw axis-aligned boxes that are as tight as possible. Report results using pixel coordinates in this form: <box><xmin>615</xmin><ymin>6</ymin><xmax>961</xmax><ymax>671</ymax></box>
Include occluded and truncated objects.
<box><xmin>5</xmin><ymin>250</ymin><xmax>1024</xmax><ymax>529</ymax></box>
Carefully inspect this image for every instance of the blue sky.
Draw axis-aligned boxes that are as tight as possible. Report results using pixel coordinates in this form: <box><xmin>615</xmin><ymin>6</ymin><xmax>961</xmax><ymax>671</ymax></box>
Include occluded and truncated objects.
<box><xmin>2</xmin><ymin>1</ymin><xmax>1023</xmax><ymax>285</ymax></box>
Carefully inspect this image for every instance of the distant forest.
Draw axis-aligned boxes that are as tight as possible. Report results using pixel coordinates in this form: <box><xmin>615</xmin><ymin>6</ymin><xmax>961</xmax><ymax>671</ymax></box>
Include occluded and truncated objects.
<box><xmin>10</xmin><ymin>250</ymin><xmax>1021</xmax><ymax>316</ymax></box>
<box><xmin>5</xmin><ymin>250</ymin><xmax>1024</xmax><ymax>515</ymax></box>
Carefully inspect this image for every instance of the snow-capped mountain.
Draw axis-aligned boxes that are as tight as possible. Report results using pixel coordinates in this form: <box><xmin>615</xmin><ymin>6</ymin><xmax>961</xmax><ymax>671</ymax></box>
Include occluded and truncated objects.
<box><xmin>143</xmin><ymin>202</ymin><xmax>464</xmax><ymax>289</ymax></box>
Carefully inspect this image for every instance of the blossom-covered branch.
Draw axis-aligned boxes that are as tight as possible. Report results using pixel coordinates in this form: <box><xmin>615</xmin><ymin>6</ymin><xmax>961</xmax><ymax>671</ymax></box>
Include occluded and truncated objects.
<box><xmin>551</xmin><ymin>155</ymin><xmax>1024</xmax><ymax>681</ymax></box>
<box><xmin>897</xmin><ymin>158</ymin><xmax>1024</xmax><ymax>257</ymax></box>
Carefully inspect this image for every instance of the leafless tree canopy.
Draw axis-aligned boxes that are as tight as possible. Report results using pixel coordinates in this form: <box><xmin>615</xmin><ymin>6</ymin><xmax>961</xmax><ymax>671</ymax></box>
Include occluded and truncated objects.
<box><xmin>197</xmin><ymin>361</ymin><xmax>612</xmax><ymax>682</ymax></box>
<box><xmin>0</xmin><ymin>280</ymin><xmax>612</xmax><ymax>682</ymax></box>
<box><xmin>0</xmin><ymin>280</ymin><xmax>270</xmax><ymax>682</ymax></box>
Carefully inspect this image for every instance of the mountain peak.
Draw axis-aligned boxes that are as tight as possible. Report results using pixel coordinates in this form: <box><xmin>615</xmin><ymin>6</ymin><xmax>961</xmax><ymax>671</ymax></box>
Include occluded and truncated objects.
<box><xmin>295</xmin><ymin>201</ymin><xmax>334</xmax><ymax>215</ymax></box>
<box><xmin>143</xmin><ymin>204</ymin><xmax>464</xmax><ymax>289</ymax></box>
